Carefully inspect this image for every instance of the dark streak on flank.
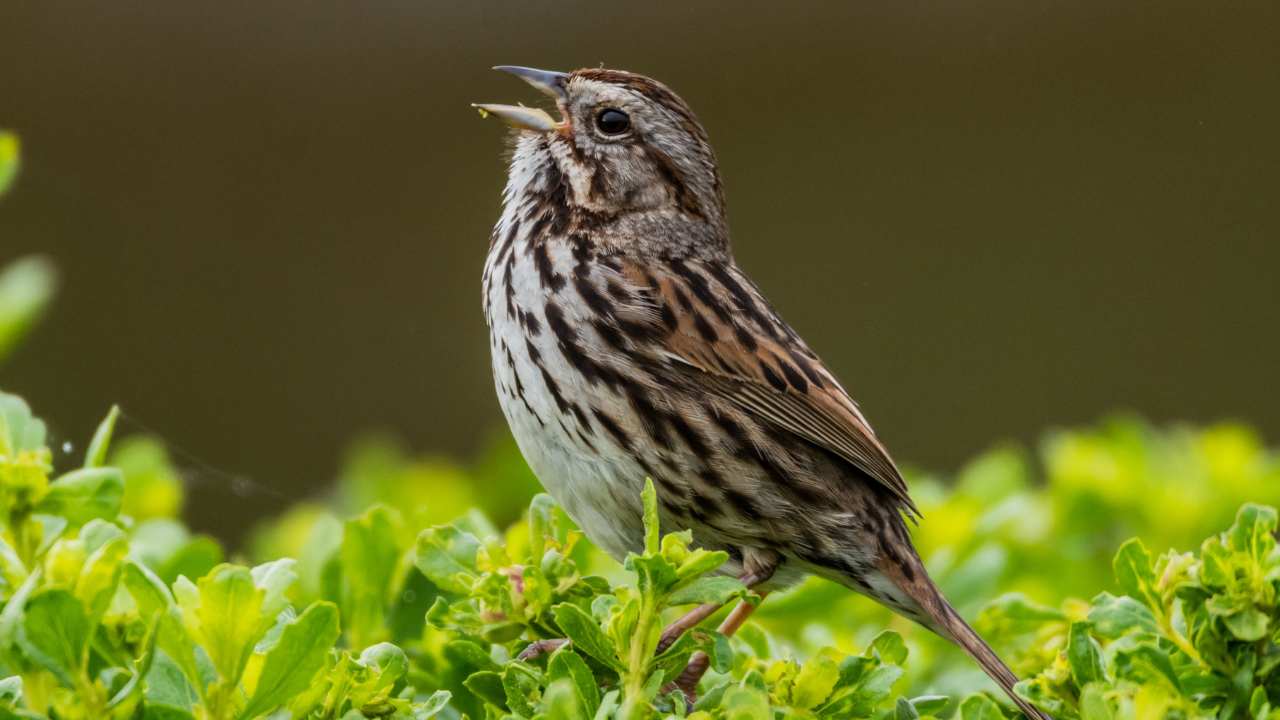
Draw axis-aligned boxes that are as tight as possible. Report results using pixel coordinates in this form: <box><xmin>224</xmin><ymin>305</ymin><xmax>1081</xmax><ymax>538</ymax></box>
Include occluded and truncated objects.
<box><xmin>574</xmin><ymin>274</ymin><xmax>611</xmax><ymax>318</ymax></box>
<box><xmin>546</xmin><ymin>300</ymin><xmax>620</xmax><ymax>388</ymax></box>
<box><xmin>624</xmin><ymin>384</ymin><xmax>672</xmax><ymax>450</ymax></box>
<box><xmin>591</xmin><ymin>408</ymin><xmax>632</xmax><ymax>451</ymax></box>
<box><xmin>537</xmin><ymin>364</ymin><xmax>569</xmax><ymax>414</ymax></box>
<box><xmin>722</xmin><ymin>486</ymin><xmax>762</xmax><ymax>520</ymax></box>
<box><xmin>534</xmin><ymin>243</ymin><xmax>565</xmax><ymax>292</ymax></box>
<box><xmin>592</xmin><ymin>319</ymin><xmax>626</xmax><ymax>350</ymax></box>
<box><xmin>666</xmin><ymin>411</ymin><xmax>710</xmax><ymax>457</ymax></box>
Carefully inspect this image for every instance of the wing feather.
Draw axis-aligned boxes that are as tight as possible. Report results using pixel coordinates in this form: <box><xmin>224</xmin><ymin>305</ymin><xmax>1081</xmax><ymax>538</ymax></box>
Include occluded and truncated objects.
<box><xmin>625</xmin><ymin>258</ymin><xmax>920</xmax><ymax>518</ymax></box>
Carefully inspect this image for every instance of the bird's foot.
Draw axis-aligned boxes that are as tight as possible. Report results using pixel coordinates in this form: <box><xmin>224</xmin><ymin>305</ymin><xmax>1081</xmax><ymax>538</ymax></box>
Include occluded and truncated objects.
<box><xmin>517</xmin><ymin>637</ymin><xmax>570</xmax><ymax>661</ymax></box>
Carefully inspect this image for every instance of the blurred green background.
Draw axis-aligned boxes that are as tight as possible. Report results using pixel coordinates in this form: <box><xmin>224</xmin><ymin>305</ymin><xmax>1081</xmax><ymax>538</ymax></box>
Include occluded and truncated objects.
<box><xmin>1</xmin><ymin>1</ymin><xmax>1277</xmax><ymax>545</ymax></box>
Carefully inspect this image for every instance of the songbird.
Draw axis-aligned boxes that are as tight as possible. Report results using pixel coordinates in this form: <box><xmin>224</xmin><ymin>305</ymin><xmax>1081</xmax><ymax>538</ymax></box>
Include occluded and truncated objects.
<box><xmin>477</xmin><ymin>65</ymin><xmax>1047</xmax><ymax>719</ymax></box>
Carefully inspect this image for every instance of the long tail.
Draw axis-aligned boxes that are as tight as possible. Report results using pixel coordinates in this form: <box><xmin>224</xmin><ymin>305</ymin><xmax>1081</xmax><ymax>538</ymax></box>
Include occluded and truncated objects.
<box><xmin>871</xmin><ymin>549</ymin><xmax>1051</xmax><ymax>720</ymax></box>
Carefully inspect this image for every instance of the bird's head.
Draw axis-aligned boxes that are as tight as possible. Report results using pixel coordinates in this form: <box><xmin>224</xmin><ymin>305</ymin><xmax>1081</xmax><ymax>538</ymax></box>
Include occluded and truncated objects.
<box><xmin>476</xmin><ymin>66</ymin><xmax>727</xmax><ymax>249</ymax></box>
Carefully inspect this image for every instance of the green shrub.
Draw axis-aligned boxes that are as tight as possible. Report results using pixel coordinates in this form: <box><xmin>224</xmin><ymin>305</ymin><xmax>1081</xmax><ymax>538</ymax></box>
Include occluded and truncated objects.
<box><xmin>0</xmin><ymin>393</ymin><xmax>449</xmax><ymax>718</ymax></box>
<box><xmin>1</xmin><ymin>387</ymin><xmax>1278</xmax><ymax>719</ymax></box>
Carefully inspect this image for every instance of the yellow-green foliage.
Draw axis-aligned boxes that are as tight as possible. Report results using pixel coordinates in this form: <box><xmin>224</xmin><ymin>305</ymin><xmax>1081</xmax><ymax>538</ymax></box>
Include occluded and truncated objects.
<box><xmin>0</xmin><ymin>386</ymin><xmax>1277</xmax><ymax>719</ymax></box>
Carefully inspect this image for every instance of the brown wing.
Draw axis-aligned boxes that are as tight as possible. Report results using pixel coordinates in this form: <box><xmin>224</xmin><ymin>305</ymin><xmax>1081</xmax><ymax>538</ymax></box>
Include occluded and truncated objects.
<box><xmin>618</xmin><ymin>256</ymin><xmax>920</xmax><ymax>518</ymax></box>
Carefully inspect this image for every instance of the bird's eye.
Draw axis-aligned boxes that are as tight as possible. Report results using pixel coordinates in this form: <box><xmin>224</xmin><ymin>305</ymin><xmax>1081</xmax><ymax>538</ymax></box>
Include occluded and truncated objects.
<box><xmin>595</xmin><ymin>108</ymin><xmax>631</xmax><ymax>135</ymax></box>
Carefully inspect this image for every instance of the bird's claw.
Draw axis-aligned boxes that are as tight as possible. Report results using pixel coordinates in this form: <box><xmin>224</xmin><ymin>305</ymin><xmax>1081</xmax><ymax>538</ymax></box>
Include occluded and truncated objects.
<box><xmin>516</xmin><ymin>637</ymin><xmax>570</xmax><ymax>661</ymax></box>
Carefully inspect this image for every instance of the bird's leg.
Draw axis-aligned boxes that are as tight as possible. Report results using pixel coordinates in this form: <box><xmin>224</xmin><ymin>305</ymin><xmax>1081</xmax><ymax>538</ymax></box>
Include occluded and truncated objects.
<box><xmin>656</xmin><ymin>567</ymin><xmax>771</xmax><ymax>653</ymax></box>
<box><xmin>670</xmin><ymin>591</ymin><xmax>769</xmax><ymax>700</ymax></box>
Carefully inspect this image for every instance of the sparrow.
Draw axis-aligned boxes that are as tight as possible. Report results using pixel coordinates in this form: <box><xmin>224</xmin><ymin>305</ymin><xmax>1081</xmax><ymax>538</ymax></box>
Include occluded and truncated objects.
<box><xmin>477</xmin><ymin>65</ymin><xmax>1047</xmax><ymax>719</ymax></box>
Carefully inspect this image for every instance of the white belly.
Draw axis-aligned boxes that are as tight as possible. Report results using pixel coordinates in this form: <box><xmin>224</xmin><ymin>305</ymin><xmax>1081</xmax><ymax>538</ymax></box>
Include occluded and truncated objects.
<box><xmin>484</xmin><ymin>244</ymin><xmax>647</xmax><ymax>561</ymax></box>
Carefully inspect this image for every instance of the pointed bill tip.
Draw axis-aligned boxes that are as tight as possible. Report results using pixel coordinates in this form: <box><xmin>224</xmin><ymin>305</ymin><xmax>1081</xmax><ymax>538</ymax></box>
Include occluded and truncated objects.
<box><xmin>492</xmin><ymin>65</ymin><xmax>569</xmax><ymax>100</ymax></box>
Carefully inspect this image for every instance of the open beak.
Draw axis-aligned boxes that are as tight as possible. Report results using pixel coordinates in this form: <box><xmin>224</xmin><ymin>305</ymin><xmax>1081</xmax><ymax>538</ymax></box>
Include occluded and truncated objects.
<box><xmin>473</xmin><ymin>65</ymin><xmax>569</xmax><ymax>132</ymax></box>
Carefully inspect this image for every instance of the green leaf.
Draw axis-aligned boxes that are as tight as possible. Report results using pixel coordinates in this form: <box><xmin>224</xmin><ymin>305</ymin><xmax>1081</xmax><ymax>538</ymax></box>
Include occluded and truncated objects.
<box><xmin>18</xmin><ymin>589</ymin><xmax>89</xmax><ymax>686</ymax></box>
<box><xmin>548</xmin><ymin>646</ymin><xmax>600</xmax><ymax>715</ymax></box>
<box><xmin>1229</xmin><ymin>503</ymin><xmax>1278</xmax><ymax>559</ymax></box>
<box><xmin>249</xmin><ymin>558</ymin><xmax>297</xmax><ymax>623</ymax></box>
<box><xmin>143</xmin><ymin>650</ymin><xmax>200</xmax><ymax>710</ymax></box>
<box><xmin>668</xmin><ymin>575</ymin><xmax>745</xmax><ymax>606</ymax></box>
<box><xmin>160</xmin><ymin>537</ymin><xmax>224</xmax><ymax>585</ymax></box>
<box><xmin>720</xmin><ymin>684</ymin><xmax>771</xmax><ymax>720</ymax></box>
<box><xmin>413</xmin><ymin>690</ymin><xmax>452</xmax><ymax>719</ymax></box>
<box><xmin>544</xmin><ymin>677</ymin><xmax>589</xmax><ymax>720</ymax></box>
<box><xmin>642</xmin><ymin>477</ymin><xmax>659</xmax><ymax>554</ymax></box>
<box><xmin>74</xmin><ymin>535</ymin><xmax>127</xmax><ymax>620</ymax></box>
<box><xmin>0</xmin><ymin>132</ymin><xmax>18</xmax><ymax>196</ymax></box>
<box><xmin>0</xmin><ymin>390</ymin><xmax>46</xmax><ymax>454</ymax></box>
<box><xmin>896</xmin><ymin>697</ymin><xmax>921</xmax><ymax>720</ymax></box>
<box><xmin>1250</xmin><ymin>686</ymin><xmax>1271</xmax><ymax>720</ymax></box>
<box><xmin>910</xmin><ymin>695</ymin><xmax>951</xmax><ymax>716</ymax></box>
<box><xmin>187</xmin><ymin>564</ymin><xmax>266</xmax><ymax>686</ymax></box>
<box><xmin>463</xmin><ymin>670</ymin><xmax>507</xmax><ymax>709</ymax></box>
<box><xmin>792</xmin><ymin>647</ymin><xmax>842</xmax><ymax>710</ymax></box>
<box><xmin>1079</xmin><ymin>683</ymin><xmax>1112</xmax><ymax>720</ymax></box>
<box><xmin>553</xmin><ymin>603</ymin><xmax>623</xmax><ymax>671</ymax></box>
<box><xmin>110</xmin><ymin>437</ymin><xmax>184</xmax><ymax>521</ymax></box>
<box><xmin>0</xmin><ymin>256</ymin><xmax>55</xmax><ymax>365</ymax></box>
<box><xmin>1066</xmin><ymin>622</ymin><xmax>1106</xmax><ymax>685</ymax></box>
<box><xmin>1113</xmin><ymin>643</ymin><xmax>1180</xmax><ymax>691</ymax></box>
<box><xmin>414</xmin><ymin>524</ymin><xmax>482</xmax><ymax>594</ymax></box>
<box><xmin>238</xmin><ymin>601</ymin><xmax>340</xmax><ymax>719</ymax></box>
<box><xmin>1087</xmin><ymin>592</ymin><xmax>1158</xmax><ymax>637</ymax></box>
<box><xmin>1223</xmin><ymin>608</ymin><xmax>1270</xmax><ymax>641</ymax></box>
<box><xmin>870</xmin><ymin>630</ymin><xmax>909</xmax><ymax>666</ymax></box>
<box><xmin>83</xmin><ymin>405</ymin><xmax>121</xmax><ymax>470</ymax></box>
<box><xmin>501</xmin><ymin>662</ymin><xmax>543</xmax><ymax>717</ymax></box>
<box><xmin>359</xmin><ymin>641</ymin><xmax>409</xmax><ymax>685</ymax></box>
<box><xmin>959</xmin><ymin>694</ymin><xmax>1005</xmax><ymax>720</ymax></box>
<box><xmin>1112</xmin><ymin>538</ymin><xmax>1160</xmax><ymax>609</ymax></box>
<box><xmin>443</xmin><ymin>639</ymin><xmax>502</xmax><ymax>675</ymax></box>
<box><xmin>35</xmin><ymin>467</ymin><xmax>124</xmax><ymax>526</ymax></box>
<box><xmin>339</xmin><ymin>506</ymin><xmax>401</xmax><ymax>644</ymax></box>
<box><xmin>124</xmin><ymin>561</ymin><xmax>175</xmax><ymax>618</ymax></box>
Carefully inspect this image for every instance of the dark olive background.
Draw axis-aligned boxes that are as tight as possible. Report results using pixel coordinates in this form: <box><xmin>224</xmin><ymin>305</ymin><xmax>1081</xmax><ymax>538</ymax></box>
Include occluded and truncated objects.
<box><xmin>2</xmin><ymin>2</ymin><xmax>1277</xmax><ymax>545</ymax></box>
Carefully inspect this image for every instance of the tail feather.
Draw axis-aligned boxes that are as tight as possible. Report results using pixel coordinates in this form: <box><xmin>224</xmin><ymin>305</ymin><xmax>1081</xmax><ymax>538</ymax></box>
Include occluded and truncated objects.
<box><xmin>870</xmin><ymin>553</ymin><xmax>1051</xmax><ymax>720</ymax></box>
<box><xmin>931</xmin><ymin>602</ymin><xmax>1051</xmax><ymax>720</ymax></box>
